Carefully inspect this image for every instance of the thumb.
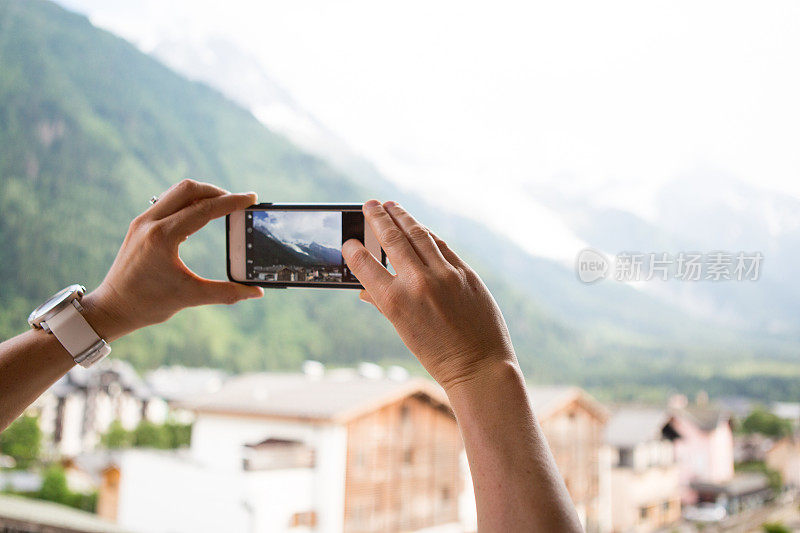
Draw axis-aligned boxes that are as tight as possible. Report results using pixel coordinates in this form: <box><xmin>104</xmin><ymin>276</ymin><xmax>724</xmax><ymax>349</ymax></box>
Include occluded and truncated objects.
<box><xmin>195</xmin><ymin>279</ymin><xmax>264</xmax><ymax>306</ymax></box>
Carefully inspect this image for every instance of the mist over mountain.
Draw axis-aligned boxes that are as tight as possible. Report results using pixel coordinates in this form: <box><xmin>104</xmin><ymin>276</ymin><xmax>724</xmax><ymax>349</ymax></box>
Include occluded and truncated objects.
<box><xmin>144</xmin><ymin>35</ymin><xmax>391</xmax><ymax>196</ymax></box>
<box><xmin>52</xmin><ymin>0</ymin><xmax>800</xmax><ymax>336</ymax></box>
<box><xmin>250</xmin><ymin>229</ymin><xmax>316</xmax><ymax>268</ymax></box>
<box><xmin>251</xmin><ymin>222</ymin><xmax>342</xmax><ymax>267</ymax></box>
<box><xmin>135</xmin><ymin>32</ymin><xmax>800</xmax><ymax>341</ymax></box>
<box><xmin>530</xmin><ymin>173</ymin><xmax>800</xmax><ymax>335</ymax></box>
<box><xmin>296</xmin><ymin>242</ymin><xmax>343</xmax><ymax>265</ymax></box>
<box><xmin>0</xmin><ymin>0</ymin><xmax>579</xmax><ymax>384</ymax></box>
<box><xmin>2</xmin><ymin>0</ymin><xmax>798</xmax><ymax>401</ymax></box>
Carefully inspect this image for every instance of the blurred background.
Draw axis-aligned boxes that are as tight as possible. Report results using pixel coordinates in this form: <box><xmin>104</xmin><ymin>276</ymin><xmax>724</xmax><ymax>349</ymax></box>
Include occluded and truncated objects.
<box><xmin>1</xmin><ymin>1</ymin><xmax>799</xmax><ymax>532</ymax></box>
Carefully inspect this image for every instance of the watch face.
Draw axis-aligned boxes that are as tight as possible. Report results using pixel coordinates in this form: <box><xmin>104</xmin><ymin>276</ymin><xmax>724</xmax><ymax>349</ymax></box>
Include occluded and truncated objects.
<box><xmin>28</xmin><ymin>284</ymin><xmax>85</xmax><ymax>326</ymax></box>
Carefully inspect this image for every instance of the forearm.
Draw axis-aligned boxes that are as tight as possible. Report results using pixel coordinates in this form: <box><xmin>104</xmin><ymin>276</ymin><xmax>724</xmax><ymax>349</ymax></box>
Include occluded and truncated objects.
<box><xmin>445</xmin><ymin>359</ymin><xmax>583</xmax><ymax>533</ymax></box>
<box><xmin>0</xmin><ymin>291</ymin><xmax>124</xmax><ymax>431</ymax></box>
<box><xmin>0</xmin><ymin>182</ymin><xmax>260</xmax><ymax>432</ymax></box>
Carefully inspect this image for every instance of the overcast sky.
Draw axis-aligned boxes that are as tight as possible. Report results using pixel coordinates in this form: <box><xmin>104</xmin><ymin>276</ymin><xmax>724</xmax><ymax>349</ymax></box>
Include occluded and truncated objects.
<box><xmin>254</xmin><ymin>211</ymin><xmax>341</xmax><ymax>249</ymax></box>
<box><xmin>58</xmin><ymin>0</ymin><xmax>800</xmax><ymax>259</ymax></box>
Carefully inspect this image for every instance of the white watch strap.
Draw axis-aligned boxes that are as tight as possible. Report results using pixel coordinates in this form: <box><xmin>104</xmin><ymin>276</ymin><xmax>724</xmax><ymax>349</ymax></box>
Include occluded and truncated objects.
<box><xmin>46</xmin><ymin>302</ymin><xmax>111</xmax><ymax>367</ymax></box>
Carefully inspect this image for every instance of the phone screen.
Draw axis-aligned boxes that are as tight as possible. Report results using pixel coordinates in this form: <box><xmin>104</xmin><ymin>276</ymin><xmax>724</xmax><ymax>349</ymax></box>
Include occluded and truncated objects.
<box><xmin>244</xmin><ymin>209</ymin><xmax>365</xmax><ymax>284</ymax></box>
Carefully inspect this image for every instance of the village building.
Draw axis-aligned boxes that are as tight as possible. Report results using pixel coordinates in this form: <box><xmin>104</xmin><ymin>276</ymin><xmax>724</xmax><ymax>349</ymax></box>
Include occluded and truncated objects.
<box><xmin>34</xmin><ymin>360</ymin><xmax>167</xmax><ymax>457</ymax></box>
<box><xmin>604</xmin><ymin>408</ymin><xmax>682</xmax><ymax>532</ymax></box>
<box><xmin>669</xmin><ymin>399</ymin><xmax>735</xmax><ymax>501</ymax></box>
<box><xmin>94</xmin><ymin>370</ymin><xmax>463</xmax><ymax>533</ymax></box>
<box><xmin>527</xmin><ymin>386</ymin><xmax>611</xmax><ymax>533</ymax></box>
<box><xmin>766</xmin><ymin>435</ymin><xmax>800</xmax><ymax>489</ymax></box>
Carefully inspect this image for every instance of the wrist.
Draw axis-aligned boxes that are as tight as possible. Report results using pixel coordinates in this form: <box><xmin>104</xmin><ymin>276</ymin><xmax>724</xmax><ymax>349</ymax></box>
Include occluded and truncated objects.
<box><xmin>80</xmin><ymin>286</ymin><xmax>133</xmax><ymax>342</ymax></box>
<box><xmin>442</xmin><ymin>357</ymin><xmax>525</xmax><ymax>403</ymax></box>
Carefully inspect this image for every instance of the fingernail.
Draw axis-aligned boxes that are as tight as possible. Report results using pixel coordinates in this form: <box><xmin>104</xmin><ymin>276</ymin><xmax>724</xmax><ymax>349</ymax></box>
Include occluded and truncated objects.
<box><xmin>248</xmin><ymin>287</ymin><xmax>264</xmax><ymax>299</ymax></box>
<box><xmin>341</xmin><ymin>238</ymin><xmax>357</xmax><ymax>257</ymax></box>
<box><xmin>364</xmin><ymin>199</ymin><xmax>380</xmax><ymax>209</ymax></box>
<box><xmin>383</xmin><ymin>201</ymin><xmax>398</xmax><ymax>209</ymax></box>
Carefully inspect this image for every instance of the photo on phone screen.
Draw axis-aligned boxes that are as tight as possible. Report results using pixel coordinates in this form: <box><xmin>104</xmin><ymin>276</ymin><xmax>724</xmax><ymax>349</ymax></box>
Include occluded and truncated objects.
<box><xmin>227</xmin><ymin>204</ymin><xmax>385</xmax><ymax>289</ymax></box>
<box><xmin>247</xmin><ymin>210</ymin><xmax>359</xmax><ymax>283</ymax></box>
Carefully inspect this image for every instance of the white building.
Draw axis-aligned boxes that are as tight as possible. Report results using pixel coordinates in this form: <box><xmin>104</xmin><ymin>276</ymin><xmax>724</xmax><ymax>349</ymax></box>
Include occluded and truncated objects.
<box><xmin>35</xmin><ymin>360</ymin><xmax>168</xmax><ymax>457</ymax></box>
<box><xmin>32</xmin><ymin>363</ymin><xmax>232</xmax><ymax>458</ymax></box>
<box><xmin>604</xmin><ymin>408</ymin><xmax>682</xmax><ymax>532</ymax></box>
<box><xmin>96</xmin><ymin>371</ymin><xmax>463</xmax><ymax>533</ymax></box>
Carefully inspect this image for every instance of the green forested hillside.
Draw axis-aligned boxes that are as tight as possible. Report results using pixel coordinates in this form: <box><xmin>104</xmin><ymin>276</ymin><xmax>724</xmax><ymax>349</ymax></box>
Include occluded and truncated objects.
<box><xmin>2</xmin><ymin>0</ymin><xmax>799</xmax><ymax>401</ymax></box>
<box><xmin>0</xmin><ymin>0</ymin><xmax>579</xmax><ymax>378</ymax></box>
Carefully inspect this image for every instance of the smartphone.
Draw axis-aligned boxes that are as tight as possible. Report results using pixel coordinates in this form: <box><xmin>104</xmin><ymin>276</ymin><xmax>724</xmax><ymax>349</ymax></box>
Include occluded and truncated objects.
<box><xmin>227</xmin><ymin>203</ymin><xmax>386</xmax><ymax>289</ymax></box>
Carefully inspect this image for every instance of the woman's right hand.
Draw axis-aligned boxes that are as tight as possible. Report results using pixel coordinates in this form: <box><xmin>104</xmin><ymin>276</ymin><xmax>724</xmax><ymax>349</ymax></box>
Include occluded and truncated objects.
<box><xmin>342</xmin><ymin>200</ymin><xmax>520</xmax><ymax>393</ymax></box>
<box><xmin>83</xmin><ymin>179</ymin><xmax>264</xmax><ymax>341</ymax></box>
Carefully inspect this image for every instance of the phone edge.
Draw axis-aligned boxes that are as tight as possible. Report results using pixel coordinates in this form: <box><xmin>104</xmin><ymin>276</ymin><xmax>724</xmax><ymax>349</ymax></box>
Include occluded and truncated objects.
<box><xmin>226</xmin><ymin>202</ymin><xmax>386</xmax><ymax>290</ymax></box>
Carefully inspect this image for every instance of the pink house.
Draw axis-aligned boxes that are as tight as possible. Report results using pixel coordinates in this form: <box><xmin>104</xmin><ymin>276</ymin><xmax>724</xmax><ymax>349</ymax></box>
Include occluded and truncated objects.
<box><xmin>669</xmin><ymin>402</ymin><xmax>734</xmax><ymax>503</ymax></box>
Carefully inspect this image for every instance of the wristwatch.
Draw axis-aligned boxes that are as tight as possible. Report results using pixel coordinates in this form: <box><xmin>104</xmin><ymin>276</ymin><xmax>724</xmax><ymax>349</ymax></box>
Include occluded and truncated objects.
<box><xmin>28</xmin><ymin>284</ymin><xmax>112</xmax><ymax>368</ymax></box>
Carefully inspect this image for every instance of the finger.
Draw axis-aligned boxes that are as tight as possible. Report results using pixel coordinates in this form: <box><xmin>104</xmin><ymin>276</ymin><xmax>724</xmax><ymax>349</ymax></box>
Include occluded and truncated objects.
<box><xmin>342</xmin><ymin>238</ymin><xmax>393</xmax><ymax>296</ymax></box>
<box><xmin>429</xmin><ymin>231</ymin><xmax>468</xmax><ymax>269</ymax></box>
<box><xmin>358</xmin><ymin>289</ymin><xmax>382</xmax><ymax>313</ymax></box>
<box><xmin>382</xmin><ymin>201</ymin><xmax>447</xmax><ymax>268</ymax></box>
<box><xmin>362</xmin><ymin>200</ymin><xmax>422</xmax><ymax>272</ymax></box>
<box><xmin>193</xmin><ymin>279</ymin><xmax>264</xmax><ymax>306</ymax></box>
<box><xmin>164</xmin><ymin>192</ymin><xmax>257</xmax><ymax>242</ymax></box>
<box><xmin>358</xmin><ymin>289</ymin><xmax>374</xmax><ymax>304</ymax></box>
<box><xmin>147</xmin><ymin>179</ymin><xmax>228</xmax><ymax>220</ymax></box>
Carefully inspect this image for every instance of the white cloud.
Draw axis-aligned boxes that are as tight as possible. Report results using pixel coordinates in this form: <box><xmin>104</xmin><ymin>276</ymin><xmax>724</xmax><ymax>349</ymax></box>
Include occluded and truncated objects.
<box><xmin>253</xmin><ymin>211</ymin><xmax>341</xmax><ymax>249</ymax></box>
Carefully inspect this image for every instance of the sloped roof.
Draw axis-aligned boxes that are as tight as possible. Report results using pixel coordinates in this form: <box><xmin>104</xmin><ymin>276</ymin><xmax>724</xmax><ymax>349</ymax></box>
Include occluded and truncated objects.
<box><xmin>0</xmin><ymin>494</ymin><xmax>131</xmax><ymax>533</ymax></box>
<box><xmin>675</xmin><ymin>406</ymin><xmax>730</xmax><ymax>432</ymax></box>
<box><xmin>66</xmin><ymin>451</ymin><xmax>123</xmax><ymax>484</ymax></box>
<box><xmin>527</xmin><ymin>386</ymin><xmax>608</xmax><ymax>422</ymax></box>
<box><xmin>772</xmin><ymin>402</ymin><xmax>800</xmax><ymax>421</ymax></box>
<box><xmin>604</xmin><ymin>408</ymin><xmax>676</xmax><ymax>448</ymax></box>
<box><xmin>52</xmin><ymin>359</ymin><xmax>152</xmax><ymax>399</ymax></box>
<box><xmin>692</xmin><ymin>472</ymin><xmax>770</xmax><ymax>497</ymax></box>
<box><xmin>179</xmin><ymin>372</ymin><xmax>450</xmax><ymax>423</ymax></box>
<box><xmin>145</xmin><ymin>366</ymin><xmax>227</xmax><ymax>402</ymax></box>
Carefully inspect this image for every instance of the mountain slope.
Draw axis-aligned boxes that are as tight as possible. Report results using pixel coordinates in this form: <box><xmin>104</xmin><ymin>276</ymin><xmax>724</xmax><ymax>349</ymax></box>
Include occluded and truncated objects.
<box><xmin>2</xmin><ymin>0</ymin><xmax>798</xmax><ymax>402</ymax></box>
<box><xmin>0</xmin><ymin>0</ymin><xmax>576</xmax><ymax>380</ymax></box>
<box><xmin>250</xmin><ymin>227</ymin><xmax>335</xmax><ymax>268</ymax></box>
<box><xmin>297</xmin><ymin>242</ymin><xmax>343</xmax><ymax>265</ymax></box>
<box><xmin>140</xmin><ymin>34</ymin><xmax>777</xmax><ymax>346</ymax></box>
<box><xmin>133</xmin><ymin>17</ymin><xmax>800</xmax><ymax>342</ymax></box>
<box><xmin>529</xmin><ymin>173</ymin><xmax>800</xmax><ymax>336</ymax></box>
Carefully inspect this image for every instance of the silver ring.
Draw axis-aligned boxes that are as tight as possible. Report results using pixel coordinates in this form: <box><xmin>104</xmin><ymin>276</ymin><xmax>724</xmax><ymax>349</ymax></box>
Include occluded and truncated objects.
<box><xmin>149</xmin><ymin>195</ymin><xmax>159</xmax><ymax>205</ymax></box>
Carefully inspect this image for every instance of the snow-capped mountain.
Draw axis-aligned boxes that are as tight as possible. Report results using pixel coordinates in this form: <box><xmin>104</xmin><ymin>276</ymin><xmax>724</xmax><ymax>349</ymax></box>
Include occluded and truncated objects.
<box><xmin>252</xmin><ymin>220</ymin><xmax>342</xmax><ymax>267</ymax></box>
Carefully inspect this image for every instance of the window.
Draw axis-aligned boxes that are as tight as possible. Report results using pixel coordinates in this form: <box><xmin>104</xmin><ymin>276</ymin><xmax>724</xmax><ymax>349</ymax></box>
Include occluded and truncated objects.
<box><xmin>441</xmin><ymin>486</ymin><xmax>451</xmax><ymax>502</ymax></box>
<box><xmin>290</xmin><ymin>511</ymin><xmax>317</xmax><ymax>528</ymax></box>
<box><xmin>618</xmin><ymin>447</ymin><xmax>633</xmax><ymax>467</ymax></box>
<box><xmin>403</xmin><ymin>447</ymin><xmax>415</xmax><ymax>465</ymax></box>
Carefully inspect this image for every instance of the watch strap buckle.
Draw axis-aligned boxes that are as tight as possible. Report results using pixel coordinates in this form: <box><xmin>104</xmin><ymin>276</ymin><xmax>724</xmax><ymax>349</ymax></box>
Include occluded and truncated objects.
<box><xmin>73</xmin><ymin>339</ymin><xmax>112</xmax><ymax>368</ymax></box>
